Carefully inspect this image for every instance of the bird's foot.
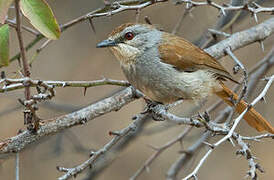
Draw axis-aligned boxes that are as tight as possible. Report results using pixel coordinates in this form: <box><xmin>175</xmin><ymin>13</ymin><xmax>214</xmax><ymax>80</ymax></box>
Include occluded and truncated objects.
<box><xmin>142</xmin><ymin>98</ymin><xmax>166</xmax><ymax>121</ymax></box>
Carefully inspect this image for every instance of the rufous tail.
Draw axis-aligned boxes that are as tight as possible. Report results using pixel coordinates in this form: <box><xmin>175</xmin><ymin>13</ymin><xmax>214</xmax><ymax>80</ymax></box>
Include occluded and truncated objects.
<box><xmin>215</xmin><ymin>83</ymin><xmax>274</xmax><ymax>133</ymax></box>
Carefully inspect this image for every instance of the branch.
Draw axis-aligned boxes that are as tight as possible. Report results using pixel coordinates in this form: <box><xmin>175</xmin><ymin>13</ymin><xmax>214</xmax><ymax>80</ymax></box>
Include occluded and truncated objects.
<box><xmin>57</xmin><ymin>112</ymin><xmax>148</xmax><ymax>180</ymax></box>
<box><xmin>182</xmin><ymin>75</ymin><xmax>274</xmax><ymax>180</ymax></box>
<box><xmin>176</xmin><ymin>0</ymin><xmax>274</xmax><ymax>20</ymax></box>
<box><xmin>130</xmin><ymin>127</ymin><xmax>193</xmax><ymax>180</ymax></box>
<box><xmin>235</xmin><ymin>135</ymin><xmax>264</xmax><ymax>179</ymax></box>
<box><xmin>0</xmin><ymin>78</ymin><xmax>130</xmax><ymax>93</ymax></box>
<box><xmin>0</xmin><ymin>87</ymin><xmax>141</xmax><ymax>154</ymax></box>
<box><xmin>0</xmin><ymin>16</ymin><xmax>273</xmax><ymax>154</ymax></box>
<box><xmin>2</xmin><ymin>0</ymin><xmax>169</xmax><ymax>68</ymax></box>
<box><xmin>205</xmin><ymin>17</ymin><xmax>274</xmax><ymax>59</ymax></box>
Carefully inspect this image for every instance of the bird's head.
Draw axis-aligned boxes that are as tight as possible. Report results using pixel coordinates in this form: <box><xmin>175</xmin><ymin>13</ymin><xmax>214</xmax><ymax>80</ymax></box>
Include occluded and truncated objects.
<box><xmin>96</xmin><ymin>23</ymin><xmax>161</xmax><ymax>64</ymax></box>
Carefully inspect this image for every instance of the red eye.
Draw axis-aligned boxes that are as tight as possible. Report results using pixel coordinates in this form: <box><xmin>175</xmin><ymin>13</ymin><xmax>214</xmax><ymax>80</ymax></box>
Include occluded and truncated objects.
<box><xmin>124</xmin><ymin>32</ymin><xmax>134</xmax><ymax>40</ymax></box>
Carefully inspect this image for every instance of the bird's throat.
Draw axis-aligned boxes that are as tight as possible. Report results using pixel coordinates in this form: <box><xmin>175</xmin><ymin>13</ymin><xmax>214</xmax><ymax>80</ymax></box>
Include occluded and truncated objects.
<box><xmin>110</xmin><ymin>44</ymin><xmax>140</xmax><ymax>65</ymax></box>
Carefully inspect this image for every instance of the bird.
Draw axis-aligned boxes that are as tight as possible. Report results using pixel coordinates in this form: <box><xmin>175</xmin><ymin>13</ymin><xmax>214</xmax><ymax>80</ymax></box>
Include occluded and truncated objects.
<box><xmin>96</xmin><ymin>23</ymin><xmax>274</xmax><ymax>133</ymax></box>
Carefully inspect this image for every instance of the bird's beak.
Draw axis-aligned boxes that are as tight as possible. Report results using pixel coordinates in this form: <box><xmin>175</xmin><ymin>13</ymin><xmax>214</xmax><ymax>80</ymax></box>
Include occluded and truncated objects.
<box><xmin>96</xmin><ymin>39</ymin><xmax>117</xmax><ymax>48</ymax></box>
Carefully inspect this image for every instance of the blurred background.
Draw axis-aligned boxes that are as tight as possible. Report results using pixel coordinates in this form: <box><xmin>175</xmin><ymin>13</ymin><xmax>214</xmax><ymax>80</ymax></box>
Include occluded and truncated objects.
<box><xmin>1</xmin><ymin>0</ymin><xmax>274</xmax><ymax>179</ymax></box>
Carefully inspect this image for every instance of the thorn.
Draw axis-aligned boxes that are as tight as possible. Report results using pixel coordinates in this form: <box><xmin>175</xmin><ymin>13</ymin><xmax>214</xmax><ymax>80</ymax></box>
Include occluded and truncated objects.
<box><xmin>220</xmin><ymin>8</ymin><xmax>226</xmax><ymax>16</ymax></box>
<box><xmin>203</xmin><ymin>141</ymin><xmax>215</xmax><ymax>149</ymax></box>
<box><xmin>236</xmin><ymin>149</ymin><xmax>244</xmax><ymax>156</ymax></box>
<box><xmin>83</xmin><ymin>87</ymin><xmax>87</xmax><ymax>96</ymax></box>
<box><xmin>253</xmin><ymin>13</ymin><xmax>258</xmax><ymax>23</ymax></box>
<box><xmin>260</xmin><ymin>96</ymin><xmax>266</xmax><ymax>103</ymax></box>
<box><xmin>17</xmin><ymin>129</ymin><xmax>24</xmax><ymax>134</ymax></box>
<box><xmin>36</xmin><ymin>85</ymin><xmax>42</xmax><ymax>94</ymax></box>
<box><xmin>256</xmin><ymin>164</ymin><xmax>265</xmax><ymax>173</ymax></box>
<box><xmin>108</xmin><ymin>131</ymin><xmax>121</xmax><ymax>136</ymax></box>
<box><xmin>228</xmin><ymin>137</ymin><xmax>235</xmax><ymax>147</ymax></box>
<box><xmin>203</xmin><ymin>111</ymin><xmax>210</xmax><ymax>122</ymax></box>
<box><xmin>135</xmin><ymin>9</ymin><xmax>141</xmax><ymax>23</ymax></box>
<box><xmin>0</xmin><ymin>71</ymin><xmax>5</xmax><ymax>79</ymax></box>
<box><xmin>259</xmin><ymin>40</ymin><xmax>264</xmax><ymax>52</ymax></box>
<box><xmin>80</xmin><ymin>118</ymin><xmax>87</xmax><ymax>124</ymax></box>
<box><xmin>90</xmin><ymin>151</ymin><xmax>95</xmax><ymax>157</ymax></box>
<box><xmin>144</xmin><ymin>16</ymin><xmax>152</xmax><ymax>25</ymax></box>
<box><xmin>18</xmin><ymin>98</ymin><xmax>25</xmax><ymax>105</ymax></box>
<box><xmin>186</xmin><ymin>2</ymin><xmax>191</xmax><ymax>9</ymax></box>
<box><xmin>62</xmin><ymin>82</ymin><xmax>66</xmax><ymax>87</ymax></box>
<box><xmin>88</xmin><ymin>18</ymin><xmax>96</xmax><ymax>34</ymax></box>
<box><xmin>233</xmin><ymin>64</ymin><xmax>240</xmax><ymax>74</ymax></box>
<box><xmin>145</xmin><ymin>165</ymin><xmax>150</xmax><ymax>173</ymax></box>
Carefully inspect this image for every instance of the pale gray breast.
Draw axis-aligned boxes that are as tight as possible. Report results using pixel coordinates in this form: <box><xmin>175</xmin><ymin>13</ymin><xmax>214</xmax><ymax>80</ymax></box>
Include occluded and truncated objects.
<box><xmin>121</xmin><ymin>48</ymin><xmax>185</xmax><ymax>103</ymax></box>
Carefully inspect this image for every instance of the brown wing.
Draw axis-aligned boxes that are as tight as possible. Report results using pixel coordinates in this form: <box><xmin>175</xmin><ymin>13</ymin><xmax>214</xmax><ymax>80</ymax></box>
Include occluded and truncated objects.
<box><xmin>159</xmin><ymin>32</ymin><xmax>237</xmax><ymax>82</ymax></box>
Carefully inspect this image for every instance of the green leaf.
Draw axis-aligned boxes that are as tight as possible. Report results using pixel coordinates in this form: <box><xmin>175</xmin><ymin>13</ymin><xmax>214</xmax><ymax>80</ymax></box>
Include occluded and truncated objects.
<box><xmin>20</xmin><ymin>0</ymin><xmax>60</xmax><ymax>39</ymax></box>
<box><xmin>0</xmin><ymin>24</ymin><xmax>9</xmax><ymax>66</ymax></box>
<box><xmin>0</xmin><ymin>0</ymin><xmax>14</xmax><ymax>24</ymax></box>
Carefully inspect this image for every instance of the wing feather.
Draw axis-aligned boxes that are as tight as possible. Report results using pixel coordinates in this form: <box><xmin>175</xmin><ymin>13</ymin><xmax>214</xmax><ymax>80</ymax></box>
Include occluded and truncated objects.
<box><xmin>158</xmin><ymin>32</ymin><xmax>237</xmax><ymax>83</ymax></box>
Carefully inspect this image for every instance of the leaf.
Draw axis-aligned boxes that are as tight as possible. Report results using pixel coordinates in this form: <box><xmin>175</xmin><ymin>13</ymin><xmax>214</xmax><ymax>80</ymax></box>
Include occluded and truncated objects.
<box><xmin>0</xmin><ymin>24</ymin><xmax>9</xmax><ymax>66</ymax></box>
<box><xmin>0</xmin><ymin>0</ymin><xmax>14</xmax><ymax>24</ymax></box>
<box><xmin>20</xmin><ymin>0</ymin><xmax>60</xmax><ymax>39</ymax></box>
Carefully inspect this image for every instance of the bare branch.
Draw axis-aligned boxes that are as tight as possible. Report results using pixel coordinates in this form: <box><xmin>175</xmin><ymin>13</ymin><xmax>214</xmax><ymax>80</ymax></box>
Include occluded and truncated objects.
<box><xmin>0</xmin><ymin>87</ymin><xmax>141</xmax><ymax>154</ymax></box>
<box><xmin>2</xmin><ymin>0</ymin><xmax>169</xmax><ymax>68</ymax></box>
<box><xmin>182</xmin><ymin>75</ymin><xmax>274</xmax><ymax>180</ymax></box>
<box><xmin>176</xmin><ymin>0</ymin><xmax>274</xmax><ymax>18</ymax></box>
<box><xmin>130</xmin><ymin>127</ymin><xmax>193</xmax><ymax>180</ymax></box>
<box><xmin>0</xmin><ymin>78</ymin><xmax>130</xmax><ymax>93</ymax></box>
<box><xmin>5</xmin><ymin>19</ymin><xmax>39</xmax><ymax>36</ymax></box>
<box><xmin>205</xmin><ymin>17</ymin><xmax>274</xmax><ymax>59</ymax></box>
<box><xmin>57</xmin><ymin>112</ymin><xmax>148</xmax><ymax>180</ymax></box>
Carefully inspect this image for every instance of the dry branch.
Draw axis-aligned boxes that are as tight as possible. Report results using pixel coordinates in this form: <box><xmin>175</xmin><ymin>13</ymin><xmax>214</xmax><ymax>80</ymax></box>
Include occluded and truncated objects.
<box><xmin>1</xmin><ymin>16</ymin><xmax>274</xmax><ymax>155</ymax></box>
<box><xmin>0</xmin><ymin>87</ymin><xmax>141</xmax><ymax>154</ymax></box>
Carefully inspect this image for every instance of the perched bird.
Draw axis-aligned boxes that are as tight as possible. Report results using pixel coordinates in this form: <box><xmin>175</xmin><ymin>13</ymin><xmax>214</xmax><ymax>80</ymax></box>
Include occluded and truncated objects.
<box><xmin>97</xmin><ymin>23</ymin><xmax>274</xmax><ymax>133</ymax></box>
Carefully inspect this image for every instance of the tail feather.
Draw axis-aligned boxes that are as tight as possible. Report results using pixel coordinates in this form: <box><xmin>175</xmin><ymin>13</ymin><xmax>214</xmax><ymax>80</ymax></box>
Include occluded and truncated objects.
<box><xmin>215</xmin><ymin>83</ymin><xmax>274</xmax><ymax>133</ymax></box>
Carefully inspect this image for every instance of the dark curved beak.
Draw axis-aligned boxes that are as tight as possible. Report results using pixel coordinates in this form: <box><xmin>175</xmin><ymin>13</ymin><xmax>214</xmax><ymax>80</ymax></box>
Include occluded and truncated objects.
<box><xmin>96</xmin><ymin>39</ymin><xmax>116</xmax><ymax>48</ymax></box>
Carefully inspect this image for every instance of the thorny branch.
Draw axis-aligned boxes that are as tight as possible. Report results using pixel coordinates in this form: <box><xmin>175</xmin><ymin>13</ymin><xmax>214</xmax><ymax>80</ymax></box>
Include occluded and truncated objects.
<box><xmin>175</xmin><ymin>0</ymin><xmax>274</xmax><ymax>22</ymax></box>
<box><xmin>0</xmin><ymin>78</ymin><xmax>130</xmax><ymax>93</ymax></box>
<box><xmin>130</xmin><ymin>127</ymin><xmax>193</xmax><ymax>180</ymax></box>
<box><xmin>132</xmin><ymin>46</ymin><xmax>274</xmax><ymax>180</ymax></box>
<box><xmin>182</xmin><ymin>75</ymin><xmax>274</xmax><ymax>180</ymax></box>
<box><xmin>0</xmin><ymin>87</ymin><xmax>142</xmax><ymax>154</ymax></box>
<box><xmin>1</xmin><ymin>1</ymin><xmax>274</xmax><ymax>180</ymax></box>
<box><xmin>2</xmin><ymin>0</ymin><xmax>169</xmax><ymax>67</ymax></box>
<box><xmin>0</xmin><ymin>16</ymin><xmax>273</xmax><ymax>180</ymax></box>
<box><xmin>2</xmin><ymin>0</ymin><xmax>273</xmax><ymax>68</ymax></box>
<box><xmin>57</xmin><ymin>113</ymin><xmax>148</xmax><ymax>180</ymax></box>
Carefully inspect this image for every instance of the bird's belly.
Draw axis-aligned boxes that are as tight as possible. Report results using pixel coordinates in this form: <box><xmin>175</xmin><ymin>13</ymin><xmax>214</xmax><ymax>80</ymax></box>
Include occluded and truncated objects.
<box><xmin>121</xmin><ymin>63</ymin><xmax>221</xmax><ymax>104</ymax></box>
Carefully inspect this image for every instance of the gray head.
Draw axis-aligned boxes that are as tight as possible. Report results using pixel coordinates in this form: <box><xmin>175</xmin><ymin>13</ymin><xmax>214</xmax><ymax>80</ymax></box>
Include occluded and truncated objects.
<box><xmin>96</xmin><ymin>23</ymin><xmax>161</xmax><ymax>64</ymax></box>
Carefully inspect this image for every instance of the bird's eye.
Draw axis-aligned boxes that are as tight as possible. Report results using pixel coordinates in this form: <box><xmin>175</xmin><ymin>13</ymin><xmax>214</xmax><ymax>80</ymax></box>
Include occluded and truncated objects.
<box><xmin>124</xmin><ymin>32</ymin><xmax>134</xmax><ymax>40</ymax></box>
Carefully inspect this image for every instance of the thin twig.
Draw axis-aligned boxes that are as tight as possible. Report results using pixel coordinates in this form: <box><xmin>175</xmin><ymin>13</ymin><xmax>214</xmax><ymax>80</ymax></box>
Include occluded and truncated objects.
<box><xmin>57</xmin><ymin>112</ymin><xmax>148</xmax><ymax>180</ymax></box>
<box><xmin>15</xmin><ymin>152</ymin><xmax>19</xmax><ymax>180</ymax></box>
<box><xmin>5</xmin><ymin>19</ymin><xmax>39</xmax><ymax>36</ymax></box>
<box><xmin>176</xmin><ymin>0</ymin><xmax>274</xmax><ymax>22</ymax></box>
<box><xmin>130</xmin><ymin>127</ymin><xmax>193</xmax><ymax>180</ymax></box>
<box><xmin>15</xmin><ymin>0</ymin><xmax>32</xmax><ymax>125</ymax></box>
<box><xmin>0</xmin><ymin>78</ymin><xmax>130</xmax><ymax>93</ymax></box>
